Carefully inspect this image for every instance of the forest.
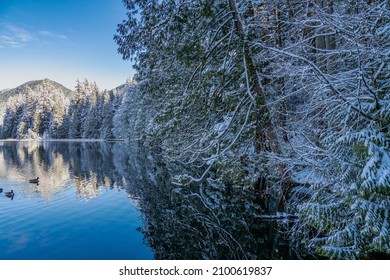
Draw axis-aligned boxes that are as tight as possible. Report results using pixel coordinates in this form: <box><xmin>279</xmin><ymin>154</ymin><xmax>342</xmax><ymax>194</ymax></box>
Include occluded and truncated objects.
<box><xmin>0</xmin><ymin>0</ymin><xmax>389</xmax><ymax>259</ymax></box>
<box><xmin>0</xmin><ymin>79</ymin><xmax>127</xmax><ymax>139</ymax></box>
<box><xmin>113</xmin><ymin>0</ymin><xmax>390</xmax><ymax>259</ymax></box>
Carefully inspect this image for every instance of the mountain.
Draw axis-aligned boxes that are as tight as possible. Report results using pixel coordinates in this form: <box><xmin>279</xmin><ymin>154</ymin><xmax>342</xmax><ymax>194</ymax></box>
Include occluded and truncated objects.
<box><xmin>0</xmin><ymin>78</ymin><xmax>127</xmax><ymax>140</ymax></box>
<box><xmin>0</xmin><ymin>79</ymin><xmax>75</xmax><ymax>139</ymax></box>
<box><xmin>0</xmin><ymin>79</ymin><xmax>74</xmax><ymax>104</ymax></box>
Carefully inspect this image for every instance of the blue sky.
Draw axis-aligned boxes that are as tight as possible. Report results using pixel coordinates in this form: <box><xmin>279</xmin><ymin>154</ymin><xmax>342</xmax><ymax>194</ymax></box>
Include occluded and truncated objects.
<box><xmin>0</xmin><ymin>0</ymin><xmax>133</xmax><ymax>91</ymax></box>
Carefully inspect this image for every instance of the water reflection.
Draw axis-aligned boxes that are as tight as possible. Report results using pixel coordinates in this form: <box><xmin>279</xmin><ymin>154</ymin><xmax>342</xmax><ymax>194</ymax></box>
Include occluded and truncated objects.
<box><xmin>118</xmin><ymin>144</ymin><xmax>295</xmax><ymax>260</ymax></box>
<box><xmin>0</xmin><ymin>141</ymin><xmax>125</xmax><ymax>200</ymax></box>
<box><xmin>0</xmin><ymin>141</ymin><xmax>294</xmax><ymax>260</ymax></box>
<box><xmin>0</xmin><ymin>140</ymin><xmax>153</xmax><ymax>260</ymax></box>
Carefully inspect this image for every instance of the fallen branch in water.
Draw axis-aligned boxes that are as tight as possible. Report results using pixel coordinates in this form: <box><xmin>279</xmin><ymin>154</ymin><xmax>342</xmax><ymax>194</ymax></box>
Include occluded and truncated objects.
<box><xmin>255</xmin><ymin>212</ymin><xmax>299</xmax><ymax>221</ymax></box>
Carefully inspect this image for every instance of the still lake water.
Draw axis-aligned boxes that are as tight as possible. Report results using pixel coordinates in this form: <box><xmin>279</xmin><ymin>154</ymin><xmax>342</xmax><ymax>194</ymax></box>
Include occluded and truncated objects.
<box><xmin>0</xmin><ymin>140</ymin><xmax>293</xmax><ymax>260</ymax></box>
<box><xmin>0</xmin><ymin>140</ymin><xmax>153</xmax><ymax>260</ymax></box>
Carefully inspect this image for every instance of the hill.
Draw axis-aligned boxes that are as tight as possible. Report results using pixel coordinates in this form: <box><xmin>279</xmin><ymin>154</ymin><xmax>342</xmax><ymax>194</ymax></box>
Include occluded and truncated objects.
<box><xmin>0</xmin><ymin>78</ymin><xmax>126</xmax><ymax>140</ymax></box>
<box><xmin>0</xmin><ymin>79</ymin><xmax>74</xmax><ymax>104</ymax></box>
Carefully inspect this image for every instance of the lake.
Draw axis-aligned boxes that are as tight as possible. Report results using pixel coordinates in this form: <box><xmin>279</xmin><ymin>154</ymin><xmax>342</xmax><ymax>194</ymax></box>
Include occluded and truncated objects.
<box><xmin>0</xmin><ymin>141</ymin><xmax>293</xmax><ymax>260</ymax></box>
<box><xmin>0</xmin><ymin>140</ymin><xmax>153</xmax><ymax>260</ymax></box>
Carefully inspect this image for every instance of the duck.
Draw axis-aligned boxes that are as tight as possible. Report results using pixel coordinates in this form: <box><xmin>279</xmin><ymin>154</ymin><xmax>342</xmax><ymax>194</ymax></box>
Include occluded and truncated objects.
<box><xmin>4</xmin><ymin>190</ymin><xmax>14</xmax><ymax>197</ymax></box>
<box><xmin>0</xmin><ymin>188</ymin><xmax>3</xmax><ymax>193</ymax></box>
<box><xmin>29</xmin><ymin>177</ymin><xmax>39</xmax><ymax>184</ymax></box>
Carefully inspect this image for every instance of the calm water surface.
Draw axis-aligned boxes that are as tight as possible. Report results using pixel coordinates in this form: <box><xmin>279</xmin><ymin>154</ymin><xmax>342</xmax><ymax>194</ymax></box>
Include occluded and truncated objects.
<box><xmin>0</xmin><ymin>140</ymin><xmax>294</xmax><ymax>260</ymax></box>
<box><xmin>0</xmin><ymin>141</ymin><xmax>153</xmax><ymax>260</ymax></box>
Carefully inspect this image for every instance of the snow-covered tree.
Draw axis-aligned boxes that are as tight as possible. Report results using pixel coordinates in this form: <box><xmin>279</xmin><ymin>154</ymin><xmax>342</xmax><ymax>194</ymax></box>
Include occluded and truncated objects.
<box><xmin>0</xmin><ymin>79</ymin><xmax>70</xmax><ymax>139</ymax></box>
<box><xmin>115</xmin><ymin>0</ymin><xmax>390</xmax><ymax>258</ymax></box>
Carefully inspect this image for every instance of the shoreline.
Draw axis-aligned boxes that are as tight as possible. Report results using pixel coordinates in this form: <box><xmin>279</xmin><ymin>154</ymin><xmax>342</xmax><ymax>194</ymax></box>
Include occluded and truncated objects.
<box><xmin>0</xmin><ymin>138</ymin><xmax>126</xmax><ymax>142</ymax></box>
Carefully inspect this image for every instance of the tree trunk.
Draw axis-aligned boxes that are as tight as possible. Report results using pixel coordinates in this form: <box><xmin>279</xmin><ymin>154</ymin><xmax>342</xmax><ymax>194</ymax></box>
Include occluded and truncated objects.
<box><xmin>228</xmin><ymin>0</ymin><xmax>280</xmax><ymax>155</ymax></box>
<box><xmin>228</xmin><ymin>0</ymin><xmax>290</xmax><ymax>212</ymax></box>
<box><xmin>274</xmin><ymin>5</ymin><xmax>289</xmax><ymax>143</ymax></box>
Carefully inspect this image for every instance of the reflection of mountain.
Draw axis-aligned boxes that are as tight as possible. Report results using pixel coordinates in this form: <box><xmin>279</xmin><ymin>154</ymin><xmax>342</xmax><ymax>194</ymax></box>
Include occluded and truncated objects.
<box><xmin>0</xmin><ymin>140</ymin><xmax>293</xmax><ymax>259</ymax></box>
<box><xmin>0</xmin><ymin>141</ymin><xmax>70</xmax><ymax>199</ymax></box>
<box><xmin>0</xmin><ymin>141</ymin><xmax>125</xmax><ymax>200</ymax></box>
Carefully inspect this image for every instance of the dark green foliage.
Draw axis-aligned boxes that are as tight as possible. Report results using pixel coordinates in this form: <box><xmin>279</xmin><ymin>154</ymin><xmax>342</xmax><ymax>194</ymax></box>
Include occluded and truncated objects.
<box><xmin>114</xmin><ymin>0</ymin><xmax>390</xmax><ymax>259</ymax></box>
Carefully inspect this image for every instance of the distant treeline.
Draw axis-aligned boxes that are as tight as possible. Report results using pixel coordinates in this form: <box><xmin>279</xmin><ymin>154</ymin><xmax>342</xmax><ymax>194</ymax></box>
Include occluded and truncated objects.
<box><xmin>0</xmin><ymin>79</ymin><xmax>129</xmax><ymax>140</ymax></box>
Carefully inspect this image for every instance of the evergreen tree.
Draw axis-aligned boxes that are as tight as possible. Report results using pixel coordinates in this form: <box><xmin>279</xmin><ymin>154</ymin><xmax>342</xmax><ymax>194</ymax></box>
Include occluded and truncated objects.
<box><xmin>115</xmin><ymin>0</ymin><xmax>390</xmax><ymax>258</ymax></box>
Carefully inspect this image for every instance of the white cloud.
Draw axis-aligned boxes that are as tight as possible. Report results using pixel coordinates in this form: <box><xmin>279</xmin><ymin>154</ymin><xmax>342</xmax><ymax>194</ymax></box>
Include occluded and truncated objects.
<box><xmin>39</xmin><ymin>30</ymin><xmax>53</xmax><ymax>36</ymax></box>
<box><xmin>0</xmin><ymin>34</ymin><xmax>25</xmax><ymax>48</ymax></box>
<box><xmin>0</xmin><ymin>24</ymin><xmax>35</xmax><ymax>48</ymax></box>
<box><xmin>0</xmin><ymin>24</ymin><xmax>67</xmax><ymax>49</ymax></box>
<box><xmin>5</xmin><ymin>25</ymin><xmax>35</xmax><ymax>42</ymax></box>
<box><xmin>39</xmin><ymin>30</ymin><xmax>67</xmax><ymax>40</ymax></box>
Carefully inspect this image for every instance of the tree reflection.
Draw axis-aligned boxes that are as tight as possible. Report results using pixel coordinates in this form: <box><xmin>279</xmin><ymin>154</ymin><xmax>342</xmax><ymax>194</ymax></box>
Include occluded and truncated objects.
<box><xmin>122</xmin><ymin>144</ymin><xmax>295</xmax><ymax>260</ymax></box>
<box><xmin>0</xmin><ymin>141</ymin><xmax>294</xmax><ymax>259</ymax></box>
<box><xmin>0</xmin><ymin>141</ymin><xmax>124</xmax><ymax>200</ymax></box>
